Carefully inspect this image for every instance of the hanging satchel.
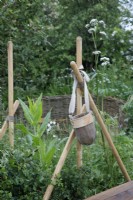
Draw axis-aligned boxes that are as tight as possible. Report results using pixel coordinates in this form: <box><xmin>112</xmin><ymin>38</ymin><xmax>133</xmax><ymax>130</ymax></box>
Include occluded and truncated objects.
<box><xmin>69</xmin><ymin>71</ymin><xmax>96</xmax><ymax>145</ymax></box>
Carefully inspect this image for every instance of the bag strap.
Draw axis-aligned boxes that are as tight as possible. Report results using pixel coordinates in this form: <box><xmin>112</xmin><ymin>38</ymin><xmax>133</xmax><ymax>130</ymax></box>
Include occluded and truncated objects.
<box><xmin>69</xmin><ymin>70</ymin><xmax>90</xmax><ymax>116</ymax></box>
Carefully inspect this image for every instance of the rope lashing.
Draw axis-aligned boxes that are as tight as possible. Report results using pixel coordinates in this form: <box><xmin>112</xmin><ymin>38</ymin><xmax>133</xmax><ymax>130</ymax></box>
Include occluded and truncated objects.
<box><xmin>6</xmin><ymin>116</ymin><xmax>14</xmax><ymax>122</ymax></box>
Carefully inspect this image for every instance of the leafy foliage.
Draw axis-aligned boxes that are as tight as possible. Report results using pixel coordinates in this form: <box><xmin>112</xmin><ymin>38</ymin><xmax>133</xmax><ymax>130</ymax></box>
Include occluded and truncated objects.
<box><xmin>0</xmin><ymin>0</ymin><xmax>132</xmax><ymax>105</ymax></box>
<box><xmin>17</xmin><ymin>94</ymin><xmax>57</xmax><ymax>168</ymax></box>
<box><xmin>122</xmin><ymin>95</ymin><xmax>133</xmax><ymax>135</ymax></box>
<box><xmin>0</xmin><ymin>114</ymin><xmax>133</xmax><ymax>199</ymax></box>
<box><xmin>0</xmin><ymin>137</ymin><xmax>52</xmax><ymax>200</ymax></box>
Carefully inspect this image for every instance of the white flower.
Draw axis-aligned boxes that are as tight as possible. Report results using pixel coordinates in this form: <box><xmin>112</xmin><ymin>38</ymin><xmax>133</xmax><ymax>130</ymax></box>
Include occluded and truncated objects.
<box><xmin>53</xmin><ymin>135</ymin><xmax>57</xmax><ymax>138</ymax></box>
<box><xmin>101</xmin><ymin>61</ymin><xmax>110</xmax><ymax>66</ymax></box>
<box><xmin>88</xmin><ymin>28</ymin><xmax>96</xmax><ymax>34</ymax></box>
<box><xmin>47</xmin><ymin>127</ymin><xmax>51</xmax><ymax>132</ymax></box>
<box><xmin>92</xmin><ymin>50</ymin><xmax>101</xmax><ymax>55</ymax></box>
<box><xmin>112</xmin><ymin>31</ymin><xmax>117</xmax><ymax>36</ymax></box>
<box><xmin>99</xmin><ymin>20</ymin><xmax>106</xmax><ymax>28</ymax></box>
<box><xmin>90</xmin><ymin>19</ymin><xmax>98</xmax><ymax>26</ymax></box>
<box><xmin>85</xmin><ymin>24</ymin><xmax>89</xmax><ymax>28</ymax></box>
<box><xmin>100</xmin><ymin>57</ymin><xmax>110</xmax><ymax>61</ymax></box>
<box><xmin>99</xmin><ymin>31</ymin><xmax>107</xmax><ymax>37</ymax></box>
<box><xmin>120</xmin><ymin>39</ymin><xmax>124</xmax><ymax>43</ymax></box>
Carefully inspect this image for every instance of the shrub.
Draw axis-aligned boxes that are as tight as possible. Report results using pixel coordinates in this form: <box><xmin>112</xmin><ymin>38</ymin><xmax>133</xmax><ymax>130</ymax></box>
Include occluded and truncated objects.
<box><xmin>0</xmin><ymin>137</ymin><xmax>52</xmax><ymax>200</ymax></box>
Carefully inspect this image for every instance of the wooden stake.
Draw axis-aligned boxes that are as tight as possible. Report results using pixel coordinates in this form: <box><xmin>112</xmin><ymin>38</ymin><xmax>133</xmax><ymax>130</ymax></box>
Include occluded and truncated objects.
<box><xmin>0</xmin><ymin>100</ymin><xmax>19</xmax><ymax>140</ymax></box>
<box><xmin>43</xmin><ymin>104</ymin><xmax>86</xmax><ymax>200</ymax></box>
<box><xmin>43</xmin><ymin>130</ymin><xmax>75</xmax><ymax>200</ymax></box>
<box><xmin>8</xmin><ymin>41</ymin><xmax>14</xmax><ymax>148</ymax></box>
<box><xmin>70</xmin><ymin>61</ymin><xmax>131</xmax><ymax>182</ymax></box>
<box><xmin>76</xmin><ymin>36</ymin><xmax>83</xmax><ymax>168</ymax></box>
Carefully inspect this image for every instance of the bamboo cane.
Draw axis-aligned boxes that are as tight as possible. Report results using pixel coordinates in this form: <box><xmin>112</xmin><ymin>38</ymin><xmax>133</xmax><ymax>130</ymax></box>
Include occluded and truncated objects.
<box><xmin>8</xmin><ymin>41</ymin><xmax>14</xmax><ymax>148</ymax></box>
<box><xmin>70</xmin><ymin>61</ymin><xmax>131</xmax><ymax>181</ymax></box>
<box><xmin>0</xmin><ymin>100</ymin><xmax>19</xmax><ymax>140</ymax></box>
<box><xmin>76</xmin><ymin>36</ymin><xmax>83</xmax><ymax>168</ymax></box>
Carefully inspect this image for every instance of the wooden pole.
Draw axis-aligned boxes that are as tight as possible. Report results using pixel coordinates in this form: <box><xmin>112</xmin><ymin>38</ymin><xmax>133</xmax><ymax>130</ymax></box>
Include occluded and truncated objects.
<box><xmin>43</xmin><ymin>130</ymin><xmax>75</xmax><ymax>200</ymax></box>
<box><xmin>70</xmin><ymin>61</ymin><xmax>131</xmax><ymax>182</ymax></box>
<box><xmin>0</xmin><ymin>100</ymin><xmax>19</xmax><ymax>140</ymax></box>
<box><xmin>43</xmin><ymin>104</ymin><xmax>86</xmax><ymax>200</ymax></box>
<box><xmin>76</xmin><ymin>36</ymin><xmax>83</xmax><ymax>168</ymax></box>
<box><xmin>8</xmin><ymin>41</ymin><xmax>14</xmax><ymax>148</ymax></box>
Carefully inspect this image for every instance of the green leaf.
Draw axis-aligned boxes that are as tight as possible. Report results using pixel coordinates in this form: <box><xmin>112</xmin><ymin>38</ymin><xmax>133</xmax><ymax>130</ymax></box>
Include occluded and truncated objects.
<box><xmin>38</xmin><ymin>111</ymin><xmax>51</xmax><ymax>137</ymax></box>
<box><xmin>28</xmin><ymin>97</ymin><xmax>34</xmax><ymax>115</ymax></box>
<box><xmin>32</xmin><ymin>94</ymin><xmax>43</xmax><ymax>125</ymax></box>
<box><xmin>27</xmin><ymin>94</ymin><xmax>43</xmax><ymax>125</ymax></box>
<box><xmin>32</xmin><ymin>135</ymin><xmax>40</xmax><ymax>146</ymax></box>
<box><xmin>16</xmin><ymin>124</ymin><xmax>29</xmax><ymax>135</ymax></box>
<box><xmin>45</xmin><ymin>140</ymin><xmax>56</xmax><ymax>166</ymax></box>
<box><xmin>19</xmin><ymin>99</ymin><xmax>33</xmax><ymax>125</ymax></box>
<box><xmin>38</xmin><ymin>139</ymin><xmax>46</xmax><ymax>167</ymax></box>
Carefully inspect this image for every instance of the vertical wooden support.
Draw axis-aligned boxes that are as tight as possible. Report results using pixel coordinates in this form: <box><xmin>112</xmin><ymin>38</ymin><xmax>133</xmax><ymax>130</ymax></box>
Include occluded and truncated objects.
<box><xmin>76</xmin><ymin>36</ymin><xmax>83</xmax><ymax>168</ymax></box>
<box><xmin>8</xmin><ymin>41</ymin><xmax>14</xmax><ymax>148</ymax></box>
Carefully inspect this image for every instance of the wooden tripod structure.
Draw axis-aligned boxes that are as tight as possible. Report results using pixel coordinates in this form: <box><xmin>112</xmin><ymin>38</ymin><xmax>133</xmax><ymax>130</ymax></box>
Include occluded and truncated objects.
<box><xmin>43</xmin><ymin>37</ymin><xmax>131</xmax><ymax>200</ymax></box>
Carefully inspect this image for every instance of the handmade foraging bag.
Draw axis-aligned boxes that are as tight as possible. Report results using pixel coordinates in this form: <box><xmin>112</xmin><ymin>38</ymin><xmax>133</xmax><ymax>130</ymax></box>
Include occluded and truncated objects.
<box><xmin>69</xmin><ymin>71</ymin><xmax>96</xmax><ymax>145</ymax></box>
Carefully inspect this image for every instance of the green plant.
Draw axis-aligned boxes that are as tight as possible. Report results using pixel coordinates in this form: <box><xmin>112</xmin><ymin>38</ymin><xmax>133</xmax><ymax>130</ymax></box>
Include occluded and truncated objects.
<box><xmin>85</xmin><ymin>19</ymin><xmax>110</xmax><ymax>100</ymax></box>
<box><xmin>0</xmin><ymin>138</ymin><xmax>52</xmax><ymax>200</ymax></box>
<box><xmin>122</xmin><ymin>95</ymin><xmax>133</xmax><ymax>135</ymax></box>
<box><xmin>1</xmin><ymin>120</ymin><xmax>133</xmax><ymax>199</ymax></box>
<box><xmin>85</xmin><ymin>19</ymin><xmax>132</xmax><ymax>103</ymax></box>
<box><xmin>46</xmin><ymin>70</ymin><xmax>72</xmax><ymax>96</ymax></box>
<box><xmin>50</xmin><ymin>129</ymin><xmax>133</xmax><ymax>200</ymax></box>
<box><xmin>17</xmin><ymin>94</ymin><xmax>57</xmax><ymax>168</ymax></box>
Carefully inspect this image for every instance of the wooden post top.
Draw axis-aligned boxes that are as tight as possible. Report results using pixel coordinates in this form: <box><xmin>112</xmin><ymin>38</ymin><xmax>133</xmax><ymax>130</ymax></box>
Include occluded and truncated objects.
<box><xmin>70</xmin><ymin>61</ymin><xmax>83</xmax><ymax>84</ymax></box>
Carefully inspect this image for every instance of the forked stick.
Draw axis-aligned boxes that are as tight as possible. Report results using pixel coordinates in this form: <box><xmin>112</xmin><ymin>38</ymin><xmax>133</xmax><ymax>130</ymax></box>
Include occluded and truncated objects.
<box><xmin>70</xmin><ymin>61</ymin><xmax>131</xmax><ymax>182</ymax></box>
